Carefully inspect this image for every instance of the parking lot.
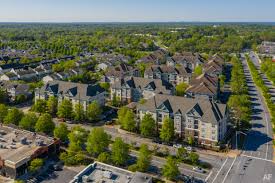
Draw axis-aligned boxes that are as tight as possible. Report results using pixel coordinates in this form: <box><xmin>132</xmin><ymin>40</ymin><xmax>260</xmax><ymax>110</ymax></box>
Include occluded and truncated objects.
<box><xmin>26</xmin><ymin>165</ymin><xmax>85</xmax><ymax>183</ymax></box>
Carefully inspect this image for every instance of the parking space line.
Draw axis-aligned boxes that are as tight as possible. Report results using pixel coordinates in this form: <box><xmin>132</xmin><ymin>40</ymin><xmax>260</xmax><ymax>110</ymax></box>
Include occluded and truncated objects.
<box><xmin>211</xmin><ymin>157</ymin><xmax>229</xmax><ymax>183</ymax></box>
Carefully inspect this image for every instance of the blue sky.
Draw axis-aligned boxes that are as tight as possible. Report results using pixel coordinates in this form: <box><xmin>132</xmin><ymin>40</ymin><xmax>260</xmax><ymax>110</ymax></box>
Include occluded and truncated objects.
<box><xmin>0</xmin><ymin>0</ymin><xmax>274</xmax><ymax>22</ymax></box>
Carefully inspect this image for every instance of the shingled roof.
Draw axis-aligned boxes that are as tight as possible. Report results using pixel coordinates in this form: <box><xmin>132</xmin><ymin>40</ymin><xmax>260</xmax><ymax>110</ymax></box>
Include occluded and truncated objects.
<box><xmin>145</xmin><ymin>65</ymin><xmax>189</xmax><ymax>77</ymax></box>
<box><xmin>112</xmin><ymin>77</ymin><xmax>173</xmax><ymax>95</ymax></box>
<box><xmin>137</xmin><ymin>94</ymin><xmax>226</xmax><ymax>124</ymax></box>
<box><xmin>186</xmin><ymin>73</ymin><xmax>218</xmax><ymax>97</ymax></box>
<box><xmin>37</xmin><ymin>80</ymin><xmax>105</xmax><ymax>101</ymax></box>
<box><xmin>172</xmin><ymin>52</ymin><xmax>205</xmax><ymax>64</ymax></box>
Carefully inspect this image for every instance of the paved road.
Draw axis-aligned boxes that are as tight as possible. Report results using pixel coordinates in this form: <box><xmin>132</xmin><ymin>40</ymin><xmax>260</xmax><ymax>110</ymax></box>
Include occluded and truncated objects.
<box><xmin>211</xmin><ymin>54</ymin><xmax>275</xmax><ymax>183</ymax></box>
<box><xmin>54</xmin><ymin>119</ymin><xmax>226</xmax><ymax>182</ymax></box>
<box><xmin>249</xmin><ymin>51</ymin><xmax>275</xmax><ymax>103</ymax></box>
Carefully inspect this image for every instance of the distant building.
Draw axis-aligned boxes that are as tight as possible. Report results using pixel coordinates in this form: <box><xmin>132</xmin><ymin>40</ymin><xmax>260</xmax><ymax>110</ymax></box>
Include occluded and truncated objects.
<box><xmin>0</xmin><ymin>72</ymin><xmax>18</xmax><ymax>81</ymax></box>
<box><xmin>70</xmin><ymin>162</ymin><xmax>152</xmax><ymax>183</ymax></box>
<box><xmin>170</xmin><ymin>52</ymin><xmax>205</xmax><ymax>71</ymax></box>
<box><xmin>0</xmin><ymin>81</ymin><xmax>32</xmax><ymax>101</ymax></box>
<box><xmin>137</xmin><ymin>94</ymin><xmax>228</xmax><ymax>146</ymax></box>
<box><xmin>111</xmin><ymin>77</ymin><xmax>174</xmax><ymax>103</ymax></box>
<box><xmin>102</xmin><ymin>63</ymin><xmax>141</xmax><ymax>84</ymax></box>
<box><xmin>0</xmin><ymin>126</ymin><xmax>60</xmax><ymax>179</ymax></box>
<box><xmin>144</xmin><ymin>65</ymin><xmax>191</xmax><ymax>85</ymax></box>
<box><xmin>259</xmin><ymin>41</ymin><xmax>275</xmax><ymax>55</ymax></box>
<box><xmin>35</xmin><ymin>80</ymin><xmax>106</xmax><ymax>111</ymax></box>
<box><xmin>137</xmin><ymin>49</ymin><xmax>169</xmax><ymax>65</ymax></box>
<box><xmin>186</xmin><ymin>73</ymin><xmax>220</xmax><ymax>100</ymax></box>
<box><xmin>204</xmin><ymin>54</ymin><xmax>224</xmax><ymax>77</ymax></box>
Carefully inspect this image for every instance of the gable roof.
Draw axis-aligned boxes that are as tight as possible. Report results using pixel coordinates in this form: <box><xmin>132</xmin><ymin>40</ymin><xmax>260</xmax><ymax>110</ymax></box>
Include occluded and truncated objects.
<box><xmin>145</xmin><ymin>65</ymin><xmax>190</xmax><ymax>77</ymax></box>
<box><xmin>112</xmin><ymin>77</ymin><xmax>173</xmax><ymax>95</ymax></box>
<box><xmin>37</xmin><ymin>80</ymin><xmax>105</xmax><ymax>101</ymax></box>
<box><xmin>186</xmin><ymin>73</ymin><xmax>218</xmax><ymax>97</ymax></box>
<box><xmin>137</xmin><ymin>94</ymin><xmax>226</xmax><ymax>124</ymax></box>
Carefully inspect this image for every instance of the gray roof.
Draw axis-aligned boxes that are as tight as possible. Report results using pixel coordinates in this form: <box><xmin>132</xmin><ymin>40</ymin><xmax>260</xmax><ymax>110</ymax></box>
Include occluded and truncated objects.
<box><xmin>37</xmin><ymin>80</ymin><xmax>105</xmax><ymax>101</ymax></box>
<box><xmin>137</xmin><ymin>94</ymin><xmax>226</xmax><ymax>124</ymax></box>
<box><xmin>112</xmin><ymin>77</ymin><xmax>173</xmax><ymax>94</ymax></box>
<box><xmin>145</xmin><ymin>65</ymin><xmax>189</xmax><ymax>76</ymax></box>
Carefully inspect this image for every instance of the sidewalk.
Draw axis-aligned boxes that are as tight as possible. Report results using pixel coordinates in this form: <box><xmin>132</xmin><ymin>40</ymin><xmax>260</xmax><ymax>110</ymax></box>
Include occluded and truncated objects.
<box><xmin>104</xmin><ymin>125</ymin><xmax>229</xmax><ymax>158</ymax></box>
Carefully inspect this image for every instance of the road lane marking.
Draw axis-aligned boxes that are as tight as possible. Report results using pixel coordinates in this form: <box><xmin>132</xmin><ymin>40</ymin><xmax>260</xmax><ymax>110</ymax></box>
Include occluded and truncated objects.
<box><xmin>211</xmin><ymin>157</ymin><xmax>229</xmax><ymax>183</ymax></box>
<box><xmin>221</xmin><ymin>157</ymin><xmax>237</xmax><ymax>183</ymax></box>
<box><xmin>241</xmin><ymin>154</ymin><xmax>273</xmax><ymax>163</ymax></box>
<box><xmin>205</xmin><ymin>170</ymin><xmax>213</xmax><ymax>182</ymax></box>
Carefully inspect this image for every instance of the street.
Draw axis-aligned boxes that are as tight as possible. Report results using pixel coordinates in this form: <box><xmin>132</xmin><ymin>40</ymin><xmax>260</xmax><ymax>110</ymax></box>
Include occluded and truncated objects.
<box><xmin>211</xmin><ymin>54</ymin><xmax>275</xmax><ymax>183</ymax></box>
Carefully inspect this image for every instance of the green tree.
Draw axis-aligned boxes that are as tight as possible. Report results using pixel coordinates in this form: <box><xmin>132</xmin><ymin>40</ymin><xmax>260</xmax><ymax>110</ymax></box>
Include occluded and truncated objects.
<box><xmin>0</xmin><ymin>89</ymin><xmax>8</xmax><ymax>103</ymax></box>
<box><xmin>140</xmin><ymin>113</ymin><xmax>156</xmax><ymax>137</ymax></box>
<box><xmin>121</xmin><ymin>110</ymin><xmax>136</xmax><ymax>132</ymax></box>
<box><xmin>28</xmin><ymin>158</ymin><xmax>44</xmax><ymax>173</ymax></box>
<box><xmin>188</xmin><ymin>152</ymin><xmax>199</xmax><ymax>164</ymax></box>
<box><xmin>162</xmin><ymin>156</ymin><xmax>180</xmax><ymax>181</ymax></box>
<box><xmin>187</xmin><ymin>136</ymin><xmax>194</xmax><ymax>146</ymax></box>
<box><xmin>74</xmin><ymin>103</ymin><xmax>85</xmax><ymax>122</ymax></box>
<box><xmin>47</xmin><ymin>96</ymin><xmax>58</xmax><ymax>116</ymax></box>
<box><xmin>219</xmin><ymin>74</ymin><xmax>226</xmax><ymax>88</ymax></box>
<box><xmin>194</xmin><ymin>65</ymin><xmax>203</xmax><ymax>76</ymax></box>
<box><xmin>87</xmin><ymin>101</ymin><xmax>102</xmax><ymax>122</ymax></box>
<box><xmin>117</xmin><ymin>106</ymin><xmax>128</xmax><ymax>124</ymax></box>
<box><xmin>68</xmin><ymin>125</ymin><xmax>88</xmax><ymax>153</ymax></box>
<box><xmin>97</xmin><ymin>152</ymin><xmax>111</xmax><ymax>163</ymax></box>
<box><xmin>136</xmin><ymin>144</ymin><xmax>151</xmax><ymax>172</ymax></box>
<box><xmin>175</xmin><ymin>82</ymin><xmax>189</xmax><ymax>96</ymax></box>
<box><xmin>87</xmin><ymin>128</ymin><xmax>110</xmax><ymax>156</ymax></box>
<box><xmin>0</xmin><ymin>104</ymin><xmax>8</xmax><ymax>123</ymax></box>
<box><xmin>54</xmin><ymin>123</ymin><xmax>69</xmax><ymax>142</ymax></box>
<box><xmin>57</xmin><ymin>99</ymin><xmax>73</xmax><ymax>119</ymax></box>
<box><xmin>99</xmin><ymin>82</ymin><xmax>110</xmax><ymax>91</ymax></box>
<box><xmin>35</xmin><ymin>113</ymin><xmax>55</xmax><ymax>135</ymax></box>
<box><xmin>176</xmin><ymin>147</ymin><xmax>188</xmax><ymax>161</ymax></box>
<box><xmin>19</xmin><ymin>112</ymin><xmax>38</xmax><ymax>131</ymax></box>
<box><xmin>15</xmin><ymin>95</ymin><xmax>27</xmax><ymax>104</ymax></box>
<box><xmin>4</xmin><ymin>108</ymin><xmax>23</xmax><ymax>125</ymax></box>
<box><xmin>111</xmin><ymin>137</ymin><xmax>129</xmax><ymax>166</ymax></box>
<box><xmin>160</xmin><ymin>117</ymin><xmax>174</xmax><ymax>143</ymax></box>
<box><xmin>34</xmin><ymin>99</ymin><xmax>47</xmax><ymax>113</ymax></box>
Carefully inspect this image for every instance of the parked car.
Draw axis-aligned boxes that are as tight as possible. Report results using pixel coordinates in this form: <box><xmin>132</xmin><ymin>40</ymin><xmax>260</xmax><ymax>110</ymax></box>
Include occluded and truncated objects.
<box><xmin>185</xmin><ymin>146</ymin><xmax>193</xmax><ymax>152</ymax></box>
<box><xmin>173</xmin><ymin>144</ymin><xmax>183</xmax><ymax>148</ymax></box>
<box><xmin>193</xmin><ymin>166</ymin><xmax>205</xmax><ymax>173</ymax></box>
<box><xmin>66</xmin><ymin>120</ymin><xmax>74</xmax><ymax>124</ymax></box>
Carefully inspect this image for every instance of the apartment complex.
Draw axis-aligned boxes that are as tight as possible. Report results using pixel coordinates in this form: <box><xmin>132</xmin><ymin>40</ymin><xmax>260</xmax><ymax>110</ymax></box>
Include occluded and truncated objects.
<box><xmin>137</xmin><ymin>94</ymin><xmax>228</xmax><ymax>146</ymax></box>
<box><xmin>144</xmin><ymin>65</ymin><xmax>191</xmax><ymax>85</ymax></box>
<box><xmin>186</xmin><ymin>73</ymin><xmax>220</xmax><ymax>100</ymax></box>
<box><xmin>35</xmin><ymin>80</ymin><xmax>106</xmax><ymax>111</ymax></box>
<box><xmin>259</xmin><ymin>41</ymin><xmax>275</xmax><ymax>55</ymax></box>
<box><xmin>110</xmin><ymin>77</ymin><xmax>174</xmax><ymax>103</ymax></box>
<box><xmin>102</xmin><ymin>63</ymin><xmax>141</xmax><ymax>84</ymax></box>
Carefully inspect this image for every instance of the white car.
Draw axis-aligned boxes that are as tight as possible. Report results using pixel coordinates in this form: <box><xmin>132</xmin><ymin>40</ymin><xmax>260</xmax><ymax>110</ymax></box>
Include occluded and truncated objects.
<box><xmin>185</xmin><ymin>146</ymin><xmax>193</xmax><ymax>152</ymax></box>
<box><xmin>173</xmin><ymin>144</ymin><xmax>183</xmax><ymax>148</ymax></box>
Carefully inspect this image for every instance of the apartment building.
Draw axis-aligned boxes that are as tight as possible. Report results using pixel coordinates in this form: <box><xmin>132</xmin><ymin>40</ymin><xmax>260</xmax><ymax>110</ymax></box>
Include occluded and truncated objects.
<box><xmin>137</xmin><ymin>94</ymin><xmax>228</xmax><ymax>146</ymax></box>
<box><xmin>102</xmin><ymin>63</ymin><xmax>141</xmax><ymax>84</ymax></box>
<box><xmin>35</xmin><ymin>80</ymin><xmax>106</xmax><ymax>111</ymax></box>
<box><xmin>144</xmin><ymin>65</ymin><xmax>191</xmax><ymax>85</ymax></box>
<box><xmin>110</xmin><ymin>77</ymin><xmax>174</xmax><ymax>103</ymax></box>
